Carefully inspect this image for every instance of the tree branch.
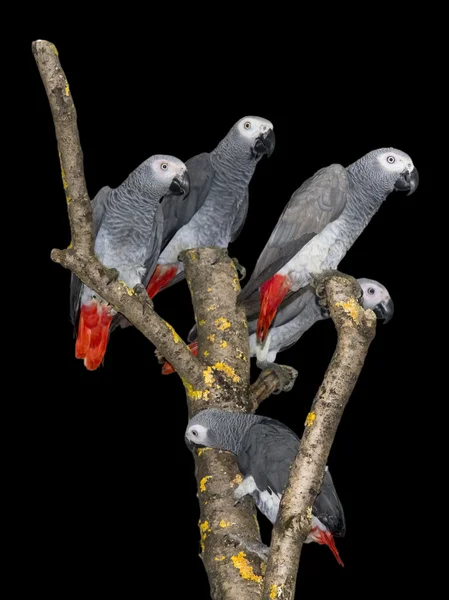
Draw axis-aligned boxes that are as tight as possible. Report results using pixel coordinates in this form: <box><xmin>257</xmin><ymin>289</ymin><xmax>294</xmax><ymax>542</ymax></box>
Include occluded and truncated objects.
<box><xmin>261</xmin><ymin>274</ymin><xmax>377</xmax><ymax>600</ymax></box>
<box><xmin>249</xmin><ymin>365</ymin><xmax>298</xmax><ymax>409</ymax></box>
<box><xmin>182</xmin><ymin>248</ymin><xmax>264</xmax><ymax>600</ymax></box>
<box><xmin>32</xmin><ymin>39</ymin><xmax>203</xmax><ymax>385</ymax></box>
<box><xmin>35</xmin><ymin>39</ymin><xmax>378</xmax><ymax>600</ymax></box>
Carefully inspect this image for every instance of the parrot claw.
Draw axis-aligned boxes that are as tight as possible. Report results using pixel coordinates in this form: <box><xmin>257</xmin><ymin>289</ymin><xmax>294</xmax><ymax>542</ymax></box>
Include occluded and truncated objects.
<box><xmin>224</xmin><ymin>533</ymin><xmax>270</xmax><ymax>563</ymax></box>
<box><xmin>257</xmin><ymin>362</ymin><xmax>299</xmax><ymax>395</ymax></box>
<box><xmin>232</xmin><ymin>257</ymin><xmax>246</xmax><ymax>281</ymax></box>
<box><xmin>154</xmin><ymin>348</ymin><xmax>166</xmax><ymax>364</ymax></box>
<box><xmin>133</xmin><ymin>283</ymin><xmax>153</xmax><ymax>313</ymax></box>
<box><xmin>106</xmin><ymin>268</ymin><xmax>120</xmax><ymax>285</ymax></box>
<box><xmin>311</xmin><ymin>270</ymin><xmax>360</xmax><ymax>309</ymax></box>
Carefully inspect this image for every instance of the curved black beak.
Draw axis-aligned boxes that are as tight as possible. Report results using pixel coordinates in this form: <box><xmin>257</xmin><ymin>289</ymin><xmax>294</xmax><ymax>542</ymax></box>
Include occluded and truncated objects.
<box><xmin>185</xmin><ymin>436</ymin><xmax>196</xmax><ymax>452</ymax></box>
<box><xmin>373</xmin><ymin>298</ymin><xmax>394</xmax><ymax>324</ymax></box>
<box><xmin>169</xmin><ymin>169</ymin><xmax>190</xmax><ymax>196</ymax></box>
<box><xmin>394</xmin><ymin>168</ymin><xmax>419</xmax><ymax>196</ymax></box>
<box><xmin>254</xmin><ymin>128</ymin><xmax>276</xmax><ymax>158</ymax></box>
<box><xmin>185</xmin><ymin>436</ymin><xmax>206</xmax><ymax>454</ymax></box>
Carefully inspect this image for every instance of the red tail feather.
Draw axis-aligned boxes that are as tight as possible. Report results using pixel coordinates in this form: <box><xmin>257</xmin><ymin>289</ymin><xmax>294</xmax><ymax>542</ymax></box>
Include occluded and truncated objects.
<box><xmin>311</xmin><ymin>526</ymin><xmax>344</xmax><ymax>567</ymax></box>
<box><xmin>75</xmin><ymin>301</ymin><xmax>113</xmax><ymax>371</ymax></box>
<box><xmin>146</xmin><ymin>264</ymin><xmax>178</xmax><ymax>299</ymax></box>
<box><xmin>162</xmin><ymin>340</ymin><xmax>198</xmax><ymax>375</ymax></box>
<box><xmin>256</xmin><ymin>274</ymin><xmax>291</xmax><ymax>342</ymax></box>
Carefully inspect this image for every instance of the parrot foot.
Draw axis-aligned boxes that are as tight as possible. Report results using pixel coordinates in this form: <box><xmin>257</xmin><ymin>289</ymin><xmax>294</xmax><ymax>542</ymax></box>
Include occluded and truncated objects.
<box><xmin>232</xmin><ymin>257</ymin><xmax>246</xmax><ymax>281</ymax></box>
<box><xmin>257</xmin><ymin>362</ymin><xmax>299</xmax><ymax>394</ymax></box>
<box><xmin>133</xmin><ymin>283</ymin><xmax>153</xmax><ymax>313</ymax></box>
<box><xmin>311</xmin><ymin>270</ymin><xmax>359</xmax><ymax>309</ymax></box>
<box><xmin>154</xmin><ymin>348</ymin><xmax>166</xmax><ymax>364</ymax></box>
<box><xmin>106</xmin><ymin>268</ymin><xmax>120</xmax><ymax>285</ymax></box>
<box><xmin>224</xmin><ymin>533</ymin><xmax>270</xmax><ymax>563</ymax></box>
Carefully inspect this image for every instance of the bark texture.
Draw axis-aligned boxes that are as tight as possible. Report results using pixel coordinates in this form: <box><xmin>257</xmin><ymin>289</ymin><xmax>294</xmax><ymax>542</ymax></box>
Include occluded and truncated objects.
<box><xmin>32</xmin><ymin>39</ymin><xmax>203</xmax><ymax>385</ymax></box>
<box><xmin>182</xmin><ymin>248</ymin><xmax>264</xmax><ymax>599</ymax></box>
<box><xmin>34</xmin><ymin>39</ymin><xmax>265</xmax><ymax>600</ymax></box>
<box><xmin>261</xmin><ymin>275</ymin><xmax>377</xmax><ymax>600</ymax></box>
<box><xmin>34</xmin><ymin>39</ymin><xmax>377</xmax><ymax>600</ymax></box>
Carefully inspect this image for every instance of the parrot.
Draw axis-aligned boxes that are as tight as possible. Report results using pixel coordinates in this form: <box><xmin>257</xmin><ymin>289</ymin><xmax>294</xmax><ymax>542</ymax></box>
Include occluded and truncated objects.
<box><xmin>237</xmin><ymin>147</ymin><xmax>418</xmax><ymax>347</ymax></box>
<box><xmin>70</xmin><ymin>154</ymin><xmax>190</xmax><ymax>371</ymax></box>
<box><xmin>146</xmin><ymin>116</ymin><xmax>276</xmax><ymax>299</ymax></box>
<box><xmin>185</xmin><ymin>408</ymin><xmax>346</xmax><ymax>566</ymax></box>
<box><xmin>159</xmin><ymin>278</ymin><xmax>394</xmax><ymax>375</ymax></box>
<box><xmin>249</xmin><ymin>277</ymin><xmax>394</xmax><ymax>367</ymax></box>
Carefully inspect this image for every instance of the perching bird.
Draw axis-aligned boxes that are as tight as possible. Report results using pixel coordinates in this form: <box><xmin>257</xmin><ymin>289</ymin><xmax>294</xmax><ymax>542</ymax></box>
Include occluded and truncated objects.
<box><xmin>160</xmin><ymin>278</ymin><xmax>394</xmax><ymax>376</ymax></box>
<box><xmin>146</xmin><ymin>116</ymin><xmax>275</xmax><ymax>299</ymax></box>
<box><xmin>249</xmin><ymin>277</ymin><xmax>394</xmax><ymax>366</ymax></box>
<box><xmin>185</xmin><ymin>409</ymin><xmax>346</xmax><ymax>566</ymax></box>
<box><xmin>238</xmin><ymin>148</ymin><xmax>418</xmax><ymax>346</ymax></box>
<box><xmin>70</xmin><ymin>154</ymin><xmax>190</xmax><ymax>371</ymax></box>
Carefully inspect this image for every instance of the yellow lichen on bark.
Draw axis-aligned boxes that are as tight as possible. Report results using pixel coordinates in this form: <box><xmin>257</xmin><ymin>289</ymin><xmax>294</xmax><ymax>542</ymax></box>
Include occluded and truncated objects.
<box><xmin>200</xmin><ymin>476</ymin><xmax>212</xmax><ymax>492</ymax></box>
<box><xmin>305</xmin><ymin>412</ymin><xmax>316</xmax><ymax>427</ymax></box>
<box><xmin>215</xmin><ymin>317</ymin><xmax>231</xmax><ymax>331</ymax></box>
<box><xmin>335</xmin><ymin>297</ymin><xmax>362</xmax><ymax>323</ymax></box>
<box><xmin>231</xmin><ymin>552</ymin><xmax>262</xmax><ymax>583</ymax></box>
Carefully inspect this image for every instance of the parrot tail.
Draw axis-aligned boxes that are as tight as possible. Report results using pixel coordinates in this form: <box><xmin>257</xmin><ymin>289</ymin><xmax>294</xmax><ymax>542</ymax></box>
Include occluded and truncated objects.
<box><xmin>146</xmin><ymin>264</ymin><xmax>178</xmax><ymax>299</ymax></box>
<box><xmin>162</xmin><ymin>340</ymin><xmax>198</xmax><ymax>375</ymax></box>
<box><xmin>310</xmin><ymin>526</ymin><xmax>344</xmax><ymax>567</ymax></box>
<box><xmin>256</xmin><ymin>274</ymin><xmax>291</xmax><ymax>343</ymax></box>
<box><xmin>75</xmin><ymin>300</ymin><xmax>113</xmax><ymax>371</ymax></box>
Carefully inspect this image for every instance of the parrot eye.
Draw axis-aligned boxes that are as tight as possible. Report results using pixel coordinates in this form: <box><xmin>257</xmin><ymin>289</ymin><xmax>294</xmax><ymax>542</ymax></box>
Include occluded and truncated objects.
<box><xmin>387</xmin><ymin>156</ymin><xmax>395</xmax><ymax>164</ymax></box>
<box><xmin>161</xmin><ymin>162</ymin><xmax>168</xmax><ymax>170</ymax></box>
<box><xmin>368</xmin><ymin>287</ymin><xmax>375</xmax><ymax>295</ymax></box>
<box><xmin>244</xmin><ymin>121</ymin><xmax>251</xmax><ymax>130</ymax></box>
<box><xmin>191</xmin><ymin>430</ymin><xmax>198</xmax><ymax>437</ymax></box>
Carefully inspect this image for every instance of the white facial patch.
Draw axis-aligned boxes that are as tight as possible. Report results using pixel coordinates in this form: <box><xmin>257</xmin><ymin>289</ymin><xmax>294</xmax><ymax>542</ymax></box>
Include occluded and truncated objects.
<box><xmin>360</xmin><ymin>282</ymin><xmax>388</xmax><ymax>310</ymax></box>
<box><xmin>237</xmin><ymin>116</ymin><xmax>274</xmax><ymax>139</ymax></box>
<box><xmin>185</xmin><ymin>423</ymin><xmax>210</xmax><ymax>445</ymax></box>
<box><xmin>377</xmin><ymin>151</ymin><xmax>414</xmax><ymax>174</ymax></box>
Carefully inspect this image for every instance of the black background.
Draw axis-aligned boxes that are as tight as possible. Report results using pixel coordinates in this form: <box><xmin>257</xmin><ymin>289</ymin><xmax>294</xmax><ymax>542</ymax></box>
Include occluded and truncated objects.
<box><xmin>25</xmin><ymin>17</ymin><xmax>442</xmax><ymax>599</ymax></box>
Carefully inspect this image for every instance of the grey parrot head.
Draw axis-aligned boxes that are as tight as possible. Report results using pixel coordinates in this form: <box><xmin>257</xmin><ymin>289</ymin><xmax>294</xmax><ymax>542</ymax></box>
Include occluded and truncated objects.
<box><xmin>358</xmin><ymin>278</ymin><xmax>394</xmax><ymax>324</ymax></box>
<box><xmin>350</xmin><ymin>148</ymin><xmax>419</xmax><ymax>196</ymax></box>
<box><xmin>185</xmin><ymin>409</ymin><xmax>254</xmax><ymax>455</ymax></box>
<box><xmin>229</xmin><ymin>116</ymin><xmax>276</xmax><ymax>160</ymax></box>
<box><xmin>135</xmin><ymin>154</ymin><xmax>190</xmax><ymax>199</ymax></box>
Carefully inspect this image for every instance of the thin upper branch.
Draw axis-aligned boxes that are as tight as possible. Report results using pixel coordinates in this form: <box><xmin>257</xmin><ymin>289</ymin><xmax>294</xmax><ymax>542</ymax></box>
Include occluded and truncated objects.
<box><xmin>32</xmin><ymin>39</ymin><xmax>203</xmax><ymax>384</ymax></box>
<box><xmin>261</xmin><ymin>274</ymin><xmax>377</xmax><ymax>600</ymax></box>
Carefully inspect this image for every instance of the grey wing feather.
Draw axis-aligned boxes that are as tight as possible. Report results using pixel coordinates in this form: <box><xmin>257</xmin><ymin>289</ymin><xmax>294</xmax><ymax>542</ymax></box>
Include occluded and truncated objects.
<box><xmin>160</xmin><ymin>152</ymin><xmax>214</xmax><ymax>251</ymax></box>
<box><xmin>238</xmin><ymin>164</ymin><xmax>349</xmax><ymax>306</ymax></box>
<box><xmin>112</xmin><ymin>205</ymin><xmax>164</xmax><ymax>332</ymax></box>
<box><xmin>314</xmin><ymin>468</ymin><xmax>346</xmax><ymax>537</ymax></box>
<box><xmin>237</xmin><ymin>418</ymin><xmax>300</xmax><ymax>495</ymax></box>
<box><xmin>246</xmin><ymin>286</ymin><xmax>315</xmax><ymax>333</ymax></box>
<box><xmin>69</xmin><ymin>186</ymin><xmax>111</xmax><ymax>327</ymax></box>
<box><xmin>230</xmin><ymin>190</ymin><xmax>249</xmax><ymax>242</ymax></box>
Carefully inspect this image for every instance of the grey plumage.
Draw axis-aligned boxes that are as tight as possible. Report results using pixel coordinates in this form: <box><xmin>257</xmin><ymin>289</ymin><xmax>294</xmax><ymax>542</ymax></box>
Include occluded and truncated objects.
<box><xmin>238</xmin><ymin>148</ymin><xmax>418</xmax><ymax>335</ymax></box>
<box><xmin>251</xmin><ymin>278</ymin><xmax>394</xmax><ymax>365</ymax></box>
<box><xmin>148</xmin><ymin>116</ymin><xmax>275</xmax><ymax>295</ymax></box>
<box><xmin>186</xmin><ymin>279</ymin><xmax>394</xmax><ymax>366</ymax></box>
<box><xmin>185</xmin><ymin>409</ymin><xmax>346</xmax><ymax>563</ymax></box>
<box><xmin>70</xmin><ymin>154</ymin><xmax>189</xmax><ymax>370</ymax></box>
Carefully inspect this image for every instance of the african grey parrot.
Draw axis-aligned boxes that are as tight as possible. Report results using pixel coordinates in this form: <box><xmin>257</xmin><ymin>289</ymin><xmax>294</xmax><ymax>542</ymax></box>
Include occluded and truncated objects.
<box><xmin>146</xmin><ymin>116</ymin><xmax>275</xmax><ymax>299</ymax></box>
<box><xmin>250</xmin><ymin>277</ymin><xmax>394</xmax><ymax>366</ymax></box>
<box><xmin>159</xmin><ymin>277</ymin><xmax>393</xmax><ymax>375</ymax></box>
<box><xmin>70</xmin><ymin>154</ymin><xmax>189</xmax><ymax>371</ymax></box>
<box><xmin>238</xmin><ymin>147</ymin><xmax>418</xmax><ymax>347</ymax></box>
<box><xmin>185</xmin><ymin>409</ymin><xmax>346</xmax><ymax>566</ymax></box>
